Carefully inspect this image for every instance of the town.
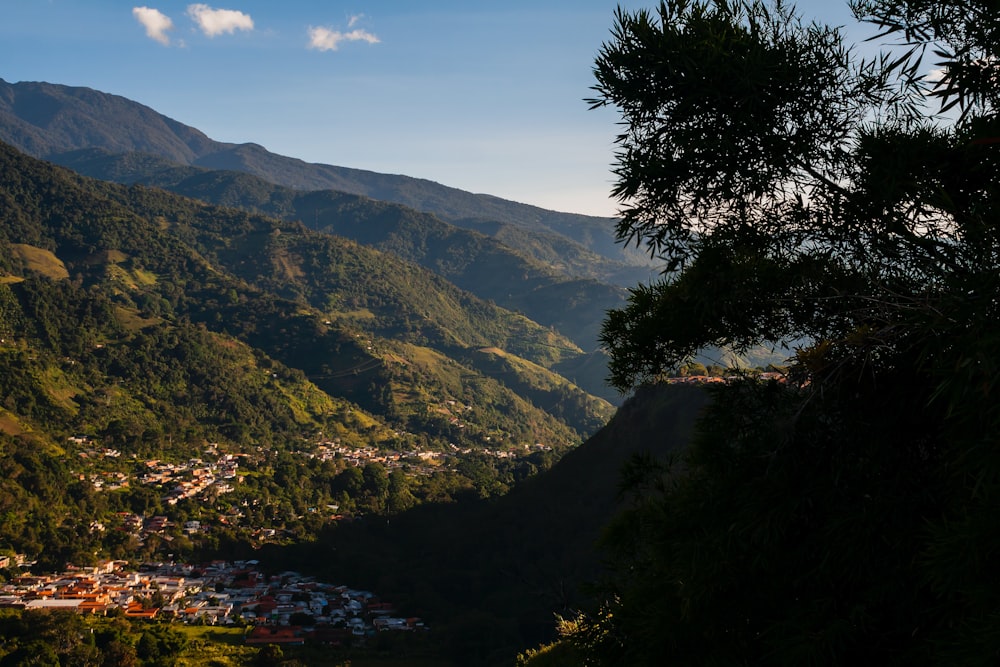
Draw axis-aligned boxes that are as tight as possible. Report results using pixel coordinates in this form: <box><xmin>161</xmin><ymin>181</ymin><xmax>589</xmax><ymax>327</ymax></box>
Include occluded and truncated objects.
<box><xmin>69</xmin><ymin>428</ymin><xmax>556</xmax><ymax>548</ymax></box>
<box><xmin>0</xmin><ymin>558</ymin><xmax>422</xmax><ymax>647</ymax></box>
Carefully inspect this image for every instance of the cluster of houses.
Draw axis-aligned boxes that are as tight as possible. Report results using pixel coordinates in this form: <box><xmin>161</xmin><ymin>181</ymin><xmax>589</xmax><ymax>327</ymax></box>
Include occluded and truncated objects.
<box><xmin>138</xmin><ymin>456</ymin><xmax>241</xmax><ymax>505</ymax></box>
<box><xmin>106</xmin><ymin>513</ymin><xmax>210</xmax><ymax>538</ymax></box>
<box><xmin>664</xmin><ymin>371</ymin><xmax>787</xmax><ymax>386</ymax></box>
<box><xmin>0</xmin><ymin>560</ymin><xmax>423</xmax><ymax>646</ymax></box>
<box><xmin>68</xmin><ymin>428</ymin><xmax>552</xmax><ymax>547</ymax></box>
<box><xmin>73</xmin><ymin>443</ymin><xmax>244</xmax><ymax>505</ymax></box>
<box><xmin>309</xmin><ymin>438</ymin><xmax>539</xmax><ymax>473</ymax></box>
<box><xmin>310</xmin><ymin>441</ymin><xmax>415</xmax><ymax>470</ymax></box>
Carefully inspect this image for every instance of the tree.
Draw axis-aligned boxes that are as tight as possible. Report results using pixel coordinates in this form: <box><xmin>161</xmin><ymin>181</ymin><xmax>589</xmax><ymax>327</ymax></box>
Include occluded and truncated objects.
<box><xmin>135</xmin><ymin>624</ymin><xmax>187</xmax><ymax>667</ymax></box>
<box><xmin>387</xmin><ymin>469</ymin><xmax>417</xmax><ymax>514</ymax></box>
<box><xmin>361</xmin><ymin>461</ymin><xmax>390</xmax><ymax>512</ymax></box>
<box><xmin>254</xmin><ymin>644</ymin><xmax>284</xmax><ymax>667</ymax></box>
<box><xmin>99</xmin><ymin>640</ymin><xmax>139</xmax><ymax>667</ymax></box>
<box><xmin>592</xmin><ymin>0</ymin><xmax>1000</xmax><ymax>392</ymax></box>
<box><xmin>555</xmin><ymin>0</ymin><xmax>1000</xmax><ymax>664</ymax></box>
<box><xmin>0</xmin><ymin>641</ymin><xmax>60</xmax><ymax>667</ymax></box>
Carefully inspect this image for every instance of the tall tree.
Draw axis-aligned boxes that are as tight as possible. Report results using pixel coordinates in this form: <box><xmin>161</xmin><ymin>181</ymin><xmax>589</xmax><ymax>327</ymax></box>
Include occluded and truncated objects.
<box><xmin>592</xmin><ymin>0</ymin><xmax>999</xmax><ymax>391</ymax></box>
<box><xmin>526</xmin><ymin>0</ymin><xmax>1000</xmax><ymax>665</ymax></box>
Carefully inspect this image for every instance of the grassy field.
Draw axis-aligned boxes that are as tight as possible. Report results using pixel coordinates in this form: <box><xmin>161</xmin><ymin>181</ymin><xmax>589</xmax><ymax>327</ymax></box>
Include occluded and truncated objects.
<box><xmin>114</xmin><ymin>305</ymin><xmax>162</xmax><ymax>332</ymax></box>
<box><xmin>0</xmin><ymin>410</ymin><xmax>24</xmax><ymax>435</ymax></box>
<box><xmin>11</xmin><ymin>244</ymin><xmax>69</xmax><ymax>280</ymax></box>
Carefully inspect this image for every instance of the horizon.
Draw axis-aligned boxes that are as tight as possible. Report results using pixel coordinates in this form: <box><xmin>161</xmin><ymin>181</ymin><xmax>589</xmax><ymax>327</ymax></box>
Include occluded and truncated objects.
<box><xmin>3</xmin><ymin>1</ymin><xmax>854</xmax><ymax>217</ymax></box>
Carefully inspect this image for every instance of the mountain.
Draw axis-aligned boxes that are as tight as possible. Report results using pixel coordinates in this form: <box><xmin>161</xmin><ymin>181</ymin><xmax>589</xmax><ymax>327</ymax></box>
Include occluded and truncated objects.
<box><xmin>0</xmin><ymin>78</ymin><xmax>654</xmax><ymax>273</ymax></box>
<box><xmin>0</xmin><ymin>137</ymin><xmax>615</xmax><ymax>436</ymax></box>
<box><xmin>0</xmin><ymin>86</ymin><xmax>713</xmax><ymax>665</ymax></box>
<box><xmin>0</xmin><ymin>138</ymin><xmax>624</xmax><ymax>567</ymax></box>
<box><xmin>48</xmin><ymin>148</ymin><xmax>629</xmax><ymax>356</ymax></box>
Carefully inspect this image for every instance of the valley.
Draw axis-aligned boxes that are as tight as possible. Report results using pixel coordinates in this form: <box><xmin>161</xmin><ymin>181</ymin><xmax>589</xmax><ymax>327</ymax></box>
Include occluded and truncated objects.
<box><xmin>0</xmin><ymin>76</ymin><xmax>730</xmax><ymax>666</ymax></box>
<box><xmin>0</xmin><ymin>81</ymin><xmax>653</xmax><ymax>665</ymax></box>
<box><xmin>2</xmin><ymin>0</ymin><xmax>988</xmax><ymax>664</ymax></box>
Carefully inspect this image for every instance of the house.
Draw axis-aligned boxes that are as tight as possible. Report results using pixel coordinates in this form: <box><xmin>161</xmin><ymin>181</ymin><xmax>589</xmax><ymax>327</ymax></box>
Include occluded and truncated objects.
<box><xmin>25</xmin><ymin>599</ymin><xmax>83</xmax><ymax>611</ymax></box>
<box><xmin>124</xmin><ymin>603</ymin><xmax>159</xmax><ymax>619</ymax></box>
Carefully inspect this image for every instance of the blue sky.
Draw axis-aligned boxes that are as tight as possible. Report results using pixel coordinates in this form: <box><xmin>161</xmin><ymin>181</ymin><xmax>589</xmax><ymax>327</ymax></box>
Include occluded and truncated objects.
<box><xmin>2</xmin><ymin>1</ymin><xmax>858</xmax><ymax>217</ymax></box>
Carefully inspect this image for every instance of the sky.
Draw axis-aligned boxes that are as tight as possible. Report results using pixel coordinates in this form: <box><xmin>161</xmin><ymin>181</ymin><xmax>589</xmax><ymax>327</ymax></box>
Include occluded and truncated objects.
<box><xmin>1</xmin><ymin>1</ymin><xmax>858</xmax><ymax>217</ymax></box>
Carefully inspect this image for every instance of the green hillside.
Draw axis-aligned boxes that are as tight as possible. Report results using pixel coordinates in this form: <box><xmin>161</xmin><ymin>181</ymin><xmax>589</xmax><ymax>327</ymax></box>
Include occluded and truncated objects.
<box><xmin>53</xmin><ymin>148</ymin><xmax>650</xmax><ymax>285</ymax></box>
<box><xmin>49</xmin><ymin>148</ymin><xmax>631</xmax><ymax>354</ymax></box>
<box><xmin>0</xmin><ymin>138</ymin><xmax>614</xmax><ymax>569</ymax></box>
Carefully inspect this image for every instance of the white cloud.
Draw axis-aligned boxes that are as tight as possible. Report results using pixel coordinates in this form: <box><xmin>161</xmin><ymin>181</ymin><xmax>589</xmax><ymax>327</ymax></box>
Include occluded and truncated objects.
<box><xmin>186</xmin><ymin>4</ymin><xmax>253</xmax><ymax>37</ymax></box>
<box><xmin>133</xmin><ymin>6</ymin><xmax>174</xmax><ymax>45</ymax></box>
<box><xmin>308</xmin><ymin>26</ymin><xmax>380</xmax><ymax>52</ymax></box>
<box><xmin>926</xmin><ymin>67</ymin><xmax>947</xmax><ymax>84</ymax></box>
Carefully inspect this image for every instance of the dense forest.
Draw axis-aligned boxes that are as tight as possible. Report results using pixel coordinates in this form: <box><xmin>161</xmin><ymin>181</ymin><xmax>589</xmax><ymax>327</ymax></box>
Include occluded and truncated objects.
<box><xmin>44</xmin><ymin>152</ymin><xmax>631</xmax><ymax>357</ymax></box>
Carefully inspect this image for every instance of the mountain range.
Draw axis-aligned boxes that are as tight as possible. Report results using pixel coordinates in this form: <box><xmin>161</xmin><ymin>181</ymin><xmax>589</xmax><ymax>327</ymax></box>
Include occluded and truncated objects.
<box><xmin>0</xmin><ymin>132</ymin><xmax>617</xmax><ymax>478</ymax></box>
<box><xmin>0</xmin><ymin>78</ymin><xmax>654</xmax><ymax>278</ymax></box>
<box><xmin>0</xmin><ymin>78</ymin><xmax>671</xmax><ymax>401</ymax></box>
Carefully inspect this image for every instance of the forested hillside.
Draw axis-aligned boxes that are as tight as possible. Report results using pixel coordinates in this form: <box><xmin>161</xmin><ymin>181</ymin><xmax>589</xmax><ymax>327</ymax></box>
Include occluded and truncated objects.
<box><xmin>46</xmin><ymin>148</ymin><xmax>631</xmax><ymax>356</ymax></box>
<box><xmin>0</xmin><ymin>138</ymin><xmax>614</xmax><ymax>570</ymax></box>
<box><xmin>257</xmin><ymin>382</ymin><xmax>709</xmax><ymax>666</ymax></box>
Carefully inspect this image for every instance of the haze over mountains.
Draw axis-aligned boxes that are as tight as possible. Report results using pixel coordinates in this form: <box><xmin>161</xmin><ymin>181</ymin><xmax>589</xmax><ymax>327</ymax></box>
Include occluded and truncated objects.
<box><xmin>0</xmin><ymin>78</ymin><xmax>673</xmax><ymax>399</ymax></box>
<box><xmin>0</xmin><ymin>78</ymin><xmax>654</xmax><ymax>278</ymax></box>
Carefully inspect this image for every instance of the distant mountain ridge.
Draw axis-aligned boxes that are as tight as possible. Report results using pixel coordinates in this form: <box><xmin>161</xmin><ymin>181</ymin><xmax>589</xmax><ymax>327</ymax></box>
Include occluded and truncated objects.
<box><xmin>0</xmin><ymin>78</ymin><xmax>652</xmax><ymax>270</ymax></box>
<box><xmin>50</xmin><ymin>147</ymin><xmax>629</xmax><ymax>357</ymax></box>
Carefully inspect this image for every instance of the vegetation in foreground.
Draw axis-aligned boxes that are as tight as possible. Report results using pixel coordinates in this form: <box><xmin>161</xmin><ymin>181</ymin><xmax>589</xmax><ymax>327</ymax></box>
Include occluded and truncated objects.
<box><xmin>0</xmin><ymin>607</ymin><xmax>454</xmax><ymax>666</ymax></box>
<box><xmin>521</xmin><ymin>0</ymin><xmax>1000</xmax><ymax>664</ymax></box>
